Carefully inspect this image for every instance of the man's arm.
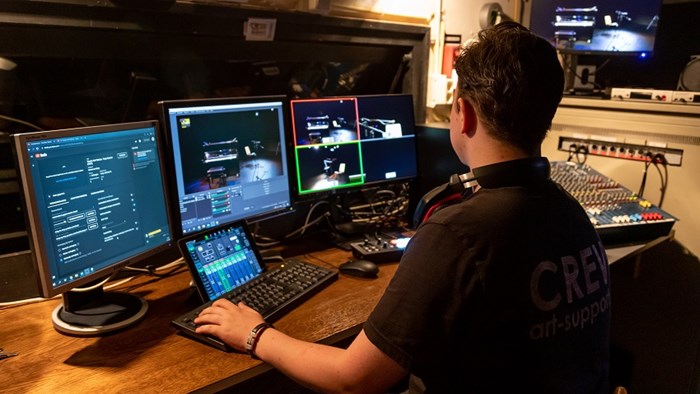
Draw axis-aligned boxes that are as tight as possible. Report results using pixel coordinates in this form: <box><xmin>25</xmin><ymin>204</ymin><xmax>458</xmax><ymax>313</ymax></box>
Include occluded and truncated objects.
<box><xmin>194</xmin><ymin>300</ymin><xmax>407</xmax><ymax>394</ymax></box>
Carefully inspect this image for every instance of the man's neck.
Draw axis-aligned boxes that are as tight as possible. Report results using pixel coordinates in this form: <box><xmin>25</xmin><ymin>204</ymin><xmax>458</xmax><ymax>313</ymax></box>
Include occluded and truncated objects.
<box><xmin>468</xmin><ymin>142</ymin><xmax>534</xmax><ymax>169</ymax></box>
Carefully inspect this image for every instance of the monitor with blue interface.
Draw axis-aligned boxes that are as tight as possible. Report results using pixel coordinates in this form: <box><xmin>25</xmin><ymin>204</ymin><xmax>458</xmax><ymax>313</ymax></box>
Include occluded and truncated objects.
<box><xmin>12</xmin><ymin>120</ymin><xmax>173</xmax><ymax>335</ymax></box>
<box><xmin>525</xmin><ymin>0</ymin><xmax>663</xmax><ymax>56</ymax></box>
<box><xmin>160</xmin><ymin>96</ymin><xmax>293</xmax><ymax>238</ymax></box>
<box><xmin>289</xmin><ymin>94</ymin><xmax>418</xmax><ymax>197</ymax></box>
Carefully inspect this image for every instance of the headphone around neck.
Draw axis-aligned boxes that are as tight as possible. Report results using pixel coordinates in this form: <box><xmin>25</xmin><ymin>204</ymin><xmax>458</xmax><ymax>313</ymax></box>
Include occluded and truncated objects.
<box><xmin>412</xmin><ymin>157</ymin><xmax>550</xmax><ymax>227</ymax></box>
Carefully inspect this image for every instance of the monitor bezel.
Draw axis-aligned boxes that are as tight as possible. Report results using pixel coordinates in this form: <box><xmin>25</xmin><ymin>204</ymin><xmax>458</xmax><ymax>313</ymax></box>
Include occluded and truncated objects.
<box><xmin>158</xmin><ymin>95</ymin><xmax>296</xmax><ymax>241</ymax></box>
<box><xmin>12</xmin><ymin>120</ymin><xmax>174</xmax><ymax>298</ymax></box>
<box><xmin>288</xmin><ymin>93</ymin><xmax>419</xmax><ymax>202</ymax></box>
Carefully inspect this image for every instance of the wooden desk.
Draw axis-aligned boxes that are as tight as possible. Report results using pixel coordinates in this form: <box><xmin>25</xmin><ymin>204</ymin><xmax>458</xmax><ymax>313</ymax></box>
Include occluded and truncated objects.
<box><xmin>0</xmin><ymin>248</ymin><xmax>398</xmax><ymax>393</ymax></box>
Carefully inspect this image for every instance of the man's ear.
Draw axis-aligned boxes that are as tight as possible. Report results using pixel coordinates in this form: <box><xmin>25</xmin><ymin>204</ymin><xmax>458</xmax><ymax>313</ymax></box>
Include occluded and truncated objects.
<box><xmin>458</xmin><ymin>98</ymin><xmax>477</xmax><ymax>136</ymax></box>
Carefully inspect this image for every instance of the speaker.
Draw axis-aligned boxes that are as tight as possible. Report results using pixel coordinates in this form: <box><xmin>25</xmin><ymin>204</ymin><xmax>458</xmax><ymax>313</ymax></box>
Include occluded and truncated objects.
<box><xmin>677</xmin><ymin>55</ymin><xmax>700</xmax><ymax>91</ymax></box>
<box><xmin>479</xmin><ymin>2</ymin><xmax>514</xmax><ymax>29</ymax></box>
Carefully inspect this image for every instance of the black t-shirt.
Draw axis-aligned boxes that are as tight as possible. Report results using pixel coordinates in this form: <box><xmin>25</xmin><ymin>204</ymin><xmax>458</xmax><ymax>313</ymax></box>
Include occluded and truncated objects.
<box><xmin>364</xmin><ymin>175</ymin><xmax>611</xmax><ymax>393</ymax></box>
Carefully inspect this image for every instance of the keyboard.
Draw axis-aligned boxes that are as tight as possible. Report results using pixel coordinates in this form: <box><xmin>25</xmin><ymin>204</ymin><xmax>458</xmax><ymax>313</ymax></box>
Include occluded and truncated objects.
<box><xmin>172</xmin><ymin>259</ymin><xmax>338</xmax><ymax>351</ymax></box>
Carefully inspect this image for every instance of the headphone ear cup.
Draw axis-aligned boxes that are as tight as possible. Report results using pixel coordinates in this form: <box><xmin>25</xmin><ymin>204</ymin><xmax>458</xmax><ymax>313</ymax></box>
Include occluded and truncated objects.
<box><xmin>420</xmin><ymin>193</ymin><xmax>463</xmax><ymax>225</ymax></box>
<box><xmin>413</xmin><ymin>182</ymin><xmax>452</xmax><ymax>228</ymax></box>
<box><xmin>413</xmin><ymin>172</ymin><xmax>474</xmax><ymax>227</ymax></box>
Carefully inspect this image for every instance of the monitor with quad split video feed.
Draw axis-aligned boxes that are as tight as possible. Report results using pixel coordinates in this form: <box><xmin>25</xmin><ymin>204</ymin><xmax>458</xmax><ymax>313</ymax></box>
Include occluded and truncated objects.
<box><xmin>159</xmin><ymin>96</ymin><xmax>294</xmax><ymax>239</ymax></box>
<box><xmin>289</xmin><ymin>94</ymin><xmax>418</xmax><ymax>199</ymax></box>
<box><xmin>12</xmin><ymin>120</ymin><xmax>173</xmax><ymax>335</ymax></box>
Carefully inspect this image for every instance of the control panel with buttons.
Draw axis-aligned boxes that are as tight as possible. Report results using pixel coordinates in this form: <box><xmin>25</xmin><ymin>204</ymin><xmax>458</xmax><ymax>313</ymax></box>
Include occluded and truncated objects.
<box><xmin>350</xmin><ymin>236</ymin><xmax>410</xmax><ymax>263</ymax></box>
<box><xmin>550</xmin><ymin>161</ymin><xmax>676</xmax><ymax>245</ymax></box>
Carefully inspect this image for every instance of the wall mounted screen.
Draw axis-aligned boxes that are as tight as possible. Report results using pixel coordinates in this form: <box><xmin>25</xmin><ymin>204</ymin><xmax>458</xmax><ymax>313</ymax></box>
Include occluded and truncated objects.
<box><xmin>525</xmin><ymin>0</ymin><xmax>663</xmax><ymax>56</ymax></box>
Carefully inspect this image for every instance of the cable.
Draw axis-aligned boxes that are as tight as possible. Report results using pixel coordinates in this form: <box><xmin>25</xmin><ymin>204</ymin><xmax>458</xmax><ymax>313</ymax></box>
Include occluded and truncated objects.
<box><xmin>253</xmin><ymin>201</ymin><xmax>333</xmax><ymax>247</ymax></box>
<box><xmin>254</xmin><ymin>236</ymin><xmax>283</xmax><ymax>248</ymax></box>
<box><xmin>596</xmin><ymin>58</ymin><xmax>611</xmax><ymax>74</ymax></box>
<box><xmin>74</xmin><ymin>118</ymin><xmax>90</xmax><ymax>127</ymax></box>
<box><xmin>0</xmin><ymin>295</ymin><xmax>58</xmax><ymax>309</ymax></box>
<box><xmin>0</xmin><ymin>258</ymin><xmax>186</xmax><ymax>309</ymax></box>
<box><xmin>651</xmin><ymin>153</ymin><xmax>668</xmax><ymax>208</ymax></box>
<box><xmin>562</xmin><ymin>55</ymin><xmax>606</xmax><ymax>91</ymax></box>
<box><xmin>119</xmin><ymin>261</ymin><xmax>188</xmax><ymax>293</ymax></box>
<box><xmin>283</xmin><ymin>200</ymin><xmax>332</xmax><ymax>240</ymax></box>
<box><xmin>567</xmin><ymin>145</ymin><xmax>588</xmax><ymax>165</ymax></box>
<box><xmin>122</xmin><ymin>257</ymin><xmax>186</xmax><ymax>278</ymax></box>
<box><xmin>302</xmin><ymin>253</ymin><xmax>337</xmax><ymax>270</ymax></box>
<box><xmin>351</xmin><ymin>200</ymin><xmax>408</xmax><ymax>225</ymax></box>
<box><xmin>284</xmin><ymin>212</ymin><xmax>332</xmax><ymax>240</ymax></box>
<box><xmin>347</xmin><ymin>184</ymin><xmax>411</xmax><ymax>228</ymax></box>
<box><xmin>0</xmin><ymin>114</ymin><xmax>43</xmax><ymax>131</ymax></box>
<box><xmin>251</xmin><ymin>221</ymin><xmax>283</xmax><ymax>248</ymax></box>
<box><xmin>69</xmin><ymin>272</ymin><xmax>117</xmax><ymax>292</ymax></box>
<box><xmin>566</xmin><ymin>144</ymin><xmax>579</xmax><ymax>162</ymax></box>
<box><xmin>637</xmin><ymin>152</ymin><xmax>654</xmax><ymax>198</ymax></box>
<box><xmin>262</xmin><ymin>254</ymin><xmax>285</xmax><ymax>263</ymax></box>
<box><xmin>578</xmin><ymin>146</ymin><xmax>589</xmax><ymax>164</ymax></box>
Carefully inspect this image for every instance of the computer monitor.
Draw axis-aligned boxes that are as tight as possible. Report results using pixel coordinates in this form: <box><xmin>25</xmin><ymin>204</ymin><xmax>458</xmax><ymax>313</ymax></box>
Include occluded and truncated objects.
<box><xmin>12</xmin><ymin>120</ymin><xmax>173</xmax><ymax>335</ymax></box>
<box><xmin>159</xmin><ymin>96</ymin><xmax>293</xmax><ymax>238</ymax></box>
<box><xmin>411</xmin><ymin>124</ymin><xmax>470</xmax><ymax>213</ymax></box>
<box><xmin>524</xmin><ymin>0</ymin><xmax>663</xmax><ymax>57</ymax></box>
<box><xmin>289</xmin><ymin>94</ymin><xmax>418</xmax><ymax>198</ymax></box>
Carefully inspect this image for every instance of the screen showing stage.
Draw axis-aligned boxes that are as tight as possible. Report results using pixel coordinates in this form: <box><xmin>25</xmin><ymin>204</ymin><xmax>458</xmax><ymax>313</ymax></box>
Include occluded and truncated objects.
<box><xmin>526</xmin><ymin>0</ymin><xmax>663</xmax><ymax>56</ymax></box>
<box><xmin>13</xmin><ymin>121</ymin><xmax>172</xmax><ymax>297</ymax></box>
<box><xmin>160</xmin><ymin>96</ymin><xmax>293</xmax><ymax>237</ymax></box>
<box><xmin>290</xmin><ymin>94</ymin><xmax>418</xmax><ymax>197</ymax></box>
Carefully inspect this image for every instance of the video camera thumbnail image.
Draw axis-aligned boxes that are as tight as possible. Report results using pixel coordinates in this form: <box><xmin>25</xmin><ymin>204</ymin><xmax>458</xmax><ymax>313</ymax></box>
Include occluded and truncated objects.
<box><xmin>291</xmin><ymin>97</ymin><xmax>360</xmax><ymax>146</ymax></box>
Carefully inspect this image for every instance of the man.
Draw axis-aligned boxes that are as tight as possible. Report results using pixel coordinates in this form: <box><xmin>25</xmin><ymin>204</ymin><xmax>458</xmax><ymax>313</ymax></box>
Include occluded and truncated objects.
<box><xmin>194</xmin><ymin>22</ymin><xmax>611</xmax><ymax>393</ymax></box>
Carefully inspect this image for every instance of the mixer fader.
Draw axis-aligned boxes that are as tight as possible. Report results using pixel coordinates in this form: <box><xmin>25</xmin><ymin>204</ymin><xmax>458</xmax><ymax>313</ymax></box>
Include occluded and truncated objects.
<box><xmin>550</xmin><ymin>161</ymin><xmax>676</xmax><ymax>246</ymax></box>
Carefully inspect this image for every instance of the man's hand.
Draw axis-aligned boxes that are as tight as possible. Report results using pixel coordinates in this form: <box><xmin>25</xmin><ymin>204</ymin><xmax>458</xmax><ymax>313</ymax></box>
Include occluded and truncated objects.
<box><xmin>194</xmin><ymin>299</ymin><xmax>265</xmax><ymax>351</ymax></box>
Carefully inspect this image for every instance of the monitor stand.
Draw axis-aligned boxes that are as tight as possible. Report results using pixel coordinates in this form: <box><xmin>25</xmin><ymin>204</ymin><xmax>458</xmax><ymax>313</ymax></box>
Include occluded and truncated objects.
<box><xmin>52</xmin><ymin>284</ymin><xmax>147</xmax><ymax>336</ymax></box>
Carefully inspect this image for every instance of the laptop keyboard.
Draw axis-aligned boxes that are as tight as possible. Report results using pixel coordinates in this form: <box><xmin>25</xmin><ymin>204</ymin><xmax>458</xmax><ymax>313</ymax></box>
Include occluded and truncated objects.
<box><xmin>172</xmin><ymin>259</ymin><xmax>338</xmax><ymax>351</ymax></box>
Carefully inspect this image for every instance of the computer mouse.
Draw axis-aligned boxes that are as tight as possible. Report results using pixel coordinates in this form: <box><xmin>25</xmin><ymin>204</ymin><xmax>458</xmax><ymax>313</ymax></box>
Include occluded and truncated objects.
<box><xmin>339</xmin><ymin>259</ymin><xmax>379</xmax><ymax>278</ymax></box>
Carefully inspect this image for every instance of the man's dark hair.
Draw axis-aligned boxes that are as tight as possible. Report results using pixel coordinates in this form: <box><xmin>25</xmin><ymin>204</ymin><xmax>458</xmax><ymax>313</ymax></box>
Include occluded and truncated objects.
<box><xmin>454</xmin><ymin>21</ymin><xmax>564</xmax><ymax>155</ymax></box>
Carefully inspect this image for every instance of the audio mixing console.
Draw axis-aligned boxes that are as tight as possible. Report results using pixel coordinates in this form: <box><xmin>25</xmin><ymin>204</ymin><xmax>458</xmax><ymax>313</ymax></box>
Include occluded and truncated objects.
<box><xmin>550</xmin><ymin>161</ymin><xmax>676</xmax><ymax>246</ymax></box>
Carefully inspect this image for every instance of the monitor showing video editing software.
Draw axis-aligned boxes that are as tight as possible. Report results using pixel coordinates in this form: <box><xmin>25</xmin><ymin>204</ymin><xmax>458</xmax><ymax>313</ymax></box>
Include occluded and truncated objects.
<box><xmin>160</xmin><ymin>96</ymin><xmax>293</xmax><ymax>237</ymax></box>
<box><xmin>525</xmin><ymin>0</ymin><xmax>663</xmax><ymax>56</ymax></box>
<box><xmin>290</xmin><ymin>94</ymin><xmax>418</xmax><ymax>197</ymax></box>
<box><xmin>12</xmin><ymin>120</ymin><xmax>172</xmax><ymax>334</ymax></box>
